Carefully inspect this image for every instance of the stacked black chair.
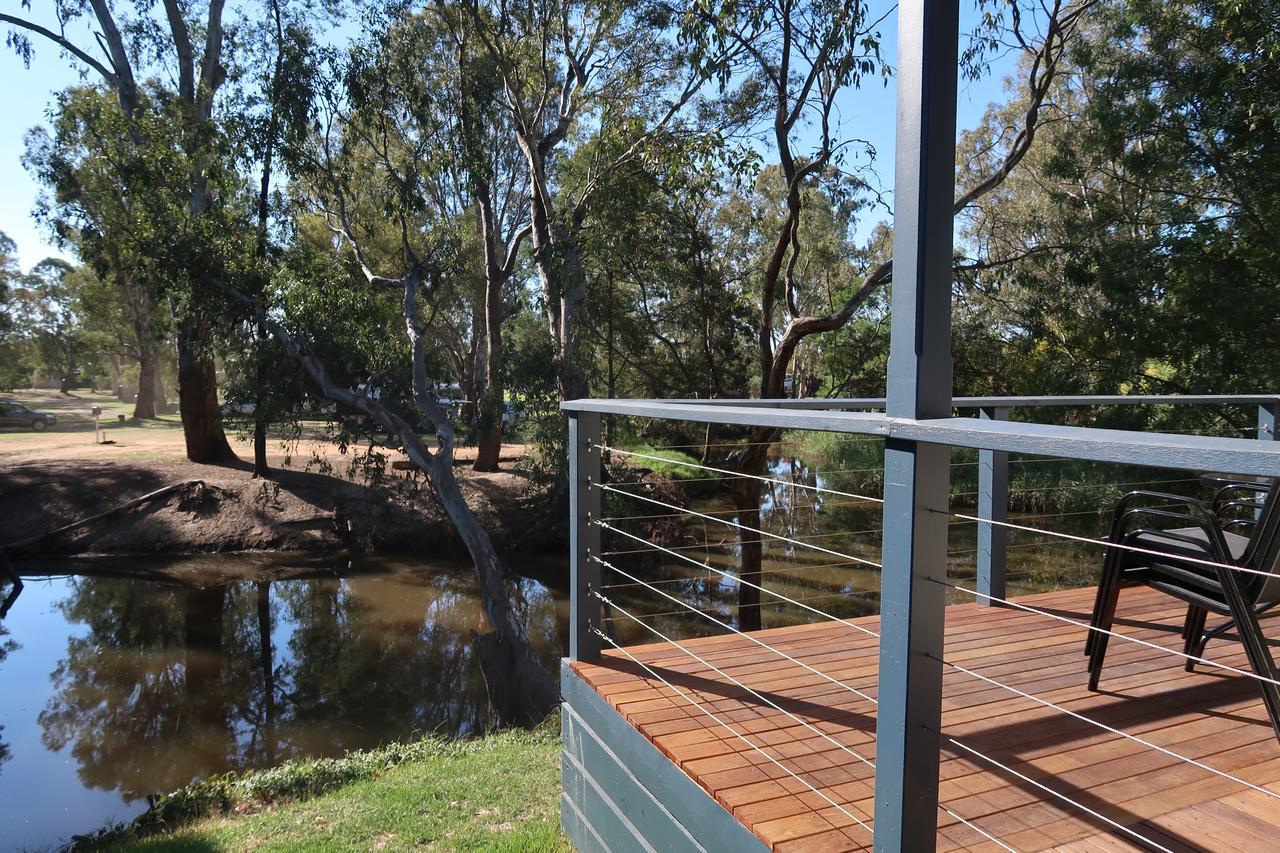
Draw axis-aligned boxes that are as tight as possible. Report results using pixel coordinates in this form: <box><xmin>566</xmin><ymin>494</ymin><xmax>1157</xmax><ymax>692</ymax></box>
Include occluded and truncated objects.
<box><xmin>1086</xmin><ymin>479</ymin><xmax>1280</xmax><ymax>741</ymax></box>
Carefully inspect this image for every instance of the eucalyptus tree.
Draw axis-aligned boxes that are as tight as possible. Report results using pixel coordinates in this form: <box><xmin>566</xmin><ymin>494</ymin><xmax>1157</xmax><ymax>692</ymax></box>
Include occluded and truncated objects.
<box><xmin>25</xmin><ymin>87</ymin><xmax>180</xmax><ymax>418</ymax></box>
<box><xmin>958</xmin><ymin>0</ymin><xmax>1280</xmax><ymax>410</ymax></box>
<box><xmin>685</xmin><ymin>0</ymin><xmax>1100</xmax><ymax>629</ymax></box>
<box><xmin>2</xmin><ymin>258</ymin><xmax>109</xmax><ymax>390</ymax></box>
<box><xmin>0</xmin><ymin>233</ymin><xmax>22</xmax><ymax>389</ymax></box>
<box><xmin>579</xmin><ymin>158</ymin><xmax>755</xmax><ymax>403</ymax></box>
<box><xmin>297</xmin><ymin>6</ymin><xmax>531</xmax><ymax>472</ymax></box>
<box><xmin>227</xmin><ymin>9</ymin><xmax>559</xmax><ymax>722</ymax></box>
<box><xmin>232</xmin><ymin>0</ymin><xmax>327</xmax><ymax>477</ymax></box>
<box><xmin>3</xmin><ymin>0</ymin><xmax>243</xmax><ymax>462</ymax></box>
<box><xmin>463</xmin><ymin>0</ymin><xmax>736</xmax><ymax>404</ymax></box>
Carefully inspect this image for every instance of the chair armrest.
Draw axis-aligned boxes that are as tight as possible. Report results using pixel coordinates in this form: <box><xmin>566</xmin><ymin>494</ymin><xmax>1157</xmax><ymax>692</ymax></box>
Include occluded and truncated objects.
<box><xmin>1220</xmin><ymin>498</ymin><xmax>1266</xmax><ymax>514</ymax></box>
<box><xmin>1110</xmin><ymin>491</ymin><xmax>1212</xmax><ymax>540</ymax></box>
<box><xmin>1114</xmin><ymin>490</ymin><xmax>1209</xmax><ymax>515</ymax></box>
<box><xmin>1116</xmin><ymin>506</ymin><xmax>1231</xmax><ymax>564</ymax></box>
<box><xmin>1121</xmin><ymin>526</ymin><xmax>1223</xmax><ymax>559</ymax></box>
<box><xmin>1213</xmin><ymin>482</ymin><xmax>1272</xmax><ymax>514</ymax></box>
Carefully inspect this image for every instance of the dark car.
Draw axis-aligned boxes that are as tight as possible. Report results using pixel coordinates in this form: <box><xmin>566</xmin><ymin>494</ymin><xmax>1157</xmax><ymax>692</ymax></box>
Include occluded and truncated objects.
<box><xmin>0</xmin><ymin>401</ymin><xmax>58</xmax><ymax>431</ymax></box>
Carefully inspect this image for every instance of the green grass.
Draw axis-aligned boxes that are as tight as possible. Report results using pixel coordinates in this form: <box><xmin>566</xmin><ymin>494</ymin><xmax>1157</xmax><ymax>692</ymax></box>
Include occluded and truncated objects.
<box><xmin>78</xmin><ymin>726</ymin><xmax>567</xmax><ymax>853</ymax></box>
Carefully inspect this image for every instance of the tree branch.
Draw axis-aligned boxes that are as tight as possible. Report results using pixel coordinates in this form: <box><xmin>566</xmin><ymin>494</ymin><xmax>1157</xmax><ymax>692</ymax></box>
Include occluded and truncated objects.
<box><xmin>0</xmin><ymin>13</ymin><xmax>117</xmax><ymax>84</ymax></box>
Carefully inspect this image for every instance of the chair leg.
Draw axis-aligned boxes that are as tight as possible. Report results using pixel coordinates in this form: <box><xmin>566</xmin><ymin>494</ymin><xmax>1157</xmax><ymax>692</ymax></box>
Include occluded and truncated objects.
<box><xmin>1088</xmin><ymin>568</ymin><xmax>1125</xmax><ymax>691</ymax></box>
<box><xmin>1182</xmin><ymin>606</ymin><xmax>1208</xmax><ymax>672</ymax></box>
<box><xmin>1086</xmin><ymin>549</ymin><xmax>1123</xmax><ymax>658</ymax></box>
<box><xmin>1086</xmin><ymin>572</ymin><xmax>1107</xmax><ymax>657</ymax></box>
<box><xmin>1217</xmin><ymin>574</ymin><xmax>1280</xmax><ymax>743</ymax></box>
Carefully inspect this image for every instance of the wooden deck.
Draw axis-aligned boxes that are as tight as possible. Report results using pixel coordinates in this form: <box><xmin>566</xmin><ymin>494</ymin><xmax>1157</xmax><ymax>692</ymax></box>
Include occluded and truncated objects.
<box><xmin>570</xmin><ymin>585</ymin><xmax>1280</xmax><ymax>851</ymax></box>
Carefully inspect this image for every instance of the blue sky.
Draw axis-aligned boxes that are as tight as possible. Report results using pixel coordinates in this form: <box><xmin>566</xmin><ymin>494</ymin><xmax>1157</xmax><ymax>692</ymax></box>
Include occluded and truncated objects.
<box><xmin>0</xmin><ymin>4</ymin><xmax>1014</xmax><ymax>271</ymax></box>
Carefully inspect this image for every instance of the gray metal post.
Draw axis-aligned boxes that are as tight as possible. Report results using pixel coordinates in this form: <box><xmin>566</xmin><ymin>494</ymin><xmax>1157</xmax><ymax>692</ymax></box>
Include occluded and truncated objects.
<box><xmin>1259</xmin><ymin>403</ymin><xmax>1278</xmax><ymax>442</ymax></box>
<box><xmin>874</xmin><ymin>2</ymin><xmax>958</xmax><ymax>850</ymax></box>
<box><xmin>569</xmin><ymin>411</ymin><xmax>602</xmax><ymax>661</ymax></box>
<box><xmin>977</xmin><ymin>407</ymin><xmax>1009</xmax><ymax>605</ymax></box>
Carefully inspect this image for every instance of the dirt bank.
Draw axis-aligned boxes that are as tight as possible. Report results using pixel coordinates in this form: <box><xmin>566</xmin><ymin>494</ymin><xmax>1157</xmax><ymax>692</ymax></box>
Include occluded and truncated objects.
<box><xmin>0</xmin><ymin>456</ymin><xmax>545</xmax><ymax>558</ymax></box>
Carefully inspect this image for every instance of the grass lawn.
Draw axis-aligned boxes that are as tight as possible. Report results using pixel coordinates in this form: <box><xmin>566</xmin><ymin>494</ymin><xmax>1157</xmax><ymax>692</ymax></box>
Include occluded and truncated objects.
<box><xmin>100</xmin><ymin>727</ymin><xmax>567</xmax><ymax>853</ymax></box>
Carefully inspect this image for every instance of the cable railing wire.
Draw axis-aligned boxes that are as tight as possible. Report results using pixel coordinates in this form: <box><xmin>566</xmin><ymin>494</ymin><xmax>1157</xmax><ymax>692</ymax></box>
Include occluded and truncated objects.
<box><xmin>594</xmin><ymin>573</ymin><xmax>880</xmax><ymax>709</ymax></box>
<box><xmin>590</xmin><ymin>627</ymin><xmax>877</xmax><ymax>837</ymax></box>
<box><xmin>597</xmin><ymin>484</ymin><xmax>885</xmax><ymax>568</ymax></box>
<box><xmin>930</xmin><ymin>652</ymin><xmax>1280</xmax><ymax>802</ymax></box>
<box><xmin>599</xmin><ymin>446</ymin><xmax>886</xmax><ymax>504</ymax></box>
<box><xmin>608</xmin><ymin>589</ymin><xmax>878</xmax><ymax>621</ymax></box>
<box><xmin>605</xmin><ymin>464</ymin><xmax>895</xmax><ymax>487</ymax></box>
<box><xmin>938</xmin><ymin>506</ymin><xmax>1279</xmax><ymax>582</ymax></box>
<box><xmin>940</xmin><ymin>734</ymin><xmax>1174</xmax><ymax>852</ymax></box>
<box><xmin>599</xmin><ymin>555</ymin><xmax>882</xmax><ymax>590</ymax></box>
<box><xmin>596</xmin><ymin>520</ymin><xmax>881</xmax><ymax>640</ymax></box>
<box><xmin>600</xmin><ymin>494</ymin><xmax>880</xmax><ymax>524</ymax></box>
<box><xmin>597</xmin><ymin>521</ymin><xmax>881</xmax><ymax>554</ymax></box>
<box><xmin>950</xmin><ymin>477</ymin><xmax>1201</xmax><ymax>499</ymax></box>
<box><xmin>934</xmin><ymin>577</ymin><xmax>1280</xmax><ymax>689</ymax></box>
<box><xmin>595</xmin><ymin>593</ymin><xmax>1014</xmax><ymax>851</ymax></box>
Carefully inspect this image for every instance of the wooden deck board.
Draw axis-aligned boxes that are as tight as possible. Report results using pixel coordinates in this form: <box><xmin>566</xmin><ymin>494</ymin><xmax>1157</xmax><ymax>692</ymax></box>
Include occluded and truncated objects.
<box><xmin>570</xmin><ymin>585</ymin><xmax>1280</xmax><ymax>851</ymax></box>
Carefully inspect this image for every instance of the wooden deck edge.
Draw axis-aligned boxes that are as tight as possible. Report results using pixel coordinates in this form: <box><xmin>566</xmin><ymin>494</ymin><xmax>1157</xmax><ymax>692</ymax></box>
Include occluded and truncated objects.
<box><xmin>561</xmin><ymin>660</ymin><xmax>770</xmax><ymax>853</ymax></box>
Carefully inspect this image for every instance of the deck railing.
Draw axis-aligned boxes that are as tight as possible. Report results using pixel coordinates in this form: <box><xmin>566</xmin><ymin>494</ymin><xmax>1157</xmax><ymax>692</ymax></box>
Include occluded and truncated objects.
<box><xmin>562</xmin><ymin>393</ymin><xmax>1280</xmax><ymax>851</ymax></box>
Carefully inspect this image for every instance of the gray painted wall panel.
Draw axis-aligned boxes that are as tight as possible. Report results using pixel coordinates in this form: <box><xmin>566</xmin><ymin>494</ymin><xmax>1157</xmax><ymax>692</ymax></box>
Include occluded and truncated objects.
<box><xmin>561</xmin><ymin>792</ymin><xmax>610</xmax><ymax>853</ymax></box>
<box><xmin>562</xmin><ymin>754</ymin><xmax>656</xmax><ymax>853</ymax></box>
<box><xmin>562</xmin><ymin>708</ymin><xmax>705</xmax><ymax>852</ymax></box>
<box><xmin>560</xmin><ymin>664</ymin><xmax>768</xmax><ymax>853</ymax></box>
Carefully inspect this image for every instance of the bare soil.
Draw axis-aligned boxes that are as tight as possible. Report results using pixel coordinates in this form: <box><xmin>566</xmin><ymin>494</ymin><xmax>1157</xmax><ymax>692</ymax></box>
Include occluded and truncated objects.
<box><xmin>0</xmin><ymin>389</ymin><xmax>545</xmax><ymax>558</ymax></box>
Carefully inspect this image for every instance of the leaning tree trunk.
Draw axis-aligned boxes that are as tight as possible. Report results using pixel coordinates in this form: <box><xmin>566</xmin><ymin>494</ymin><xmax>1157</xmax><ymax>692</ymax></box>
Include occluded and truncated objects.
<box><xmin>220</xmin><ymin>271</ymin><xmax>560</xmax><ymax>726</ymax></box>
<box><xmin>428</xmin><ymin>450</ymin><xmax>558</xmax><ymax>723</ymax></box>
<box><xmin>133</xmin><ymin>347</ymin><xmax>159</xmax><ymax>420</ymax></box>
<box><xmin>177</xmin><ymin>315</ymin><xmax>237</xmax><ymax>465</ymax></box>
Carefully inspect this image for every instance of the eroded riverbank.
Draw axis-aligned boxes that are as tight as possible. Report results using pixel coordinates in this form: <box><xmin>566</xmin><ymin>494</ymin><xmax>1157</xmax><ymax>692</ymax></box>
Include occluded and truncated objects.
<box><xmin>0</xmin><ymin>456</ymin><xmax>552</xmax><ymax>558</ymax></box>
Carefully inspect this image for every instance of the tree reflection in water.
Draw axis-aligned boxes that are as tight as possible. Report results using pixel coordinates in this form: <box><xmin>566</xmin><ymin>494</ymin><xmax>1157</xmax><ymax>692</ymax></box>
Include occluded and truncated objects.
<box><xmin>0</xmin><ymin>581</ymin><xmax>17</xmax><ymax>775</ymax></box>
<box><xmin>35</xmin><ymin>564</ymin><xmax>564</xmax><ymax>802</ymax></box>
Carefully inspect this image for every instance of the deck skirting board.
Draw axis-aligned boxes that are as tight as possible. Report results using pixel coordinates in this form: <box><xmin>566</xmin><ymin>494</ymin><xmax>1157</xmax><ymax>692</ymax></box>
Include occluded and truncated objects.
<box><xmin>561</xmin><ymin>662</ymin><xmax>769</xmax><ymax>852</ymax></box>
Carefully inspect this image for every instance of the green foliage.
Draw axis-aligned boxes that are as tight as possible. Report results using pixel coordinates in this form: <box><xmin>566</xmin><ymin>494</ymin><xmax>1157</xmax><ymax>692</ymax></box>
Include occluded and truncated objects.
<box><xmin>954</xmin><ymin>0</ymin><xmax>1280</xmax><ymax>422</ymax></box>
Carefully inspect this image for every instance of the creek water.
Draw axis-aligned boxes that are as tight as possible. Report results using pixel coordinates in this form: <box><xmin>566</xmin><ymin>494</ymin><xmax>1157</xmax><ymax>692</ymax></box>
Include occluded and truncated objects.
<box><xmin>0</xmin><ymin>554</ymin><xmax>567</xmax><ymax>851</ymax></box>
<box><xmin>0</xmin><ymin>447</ymin><xmax>1128</xmax><ymax>850</ymax></box>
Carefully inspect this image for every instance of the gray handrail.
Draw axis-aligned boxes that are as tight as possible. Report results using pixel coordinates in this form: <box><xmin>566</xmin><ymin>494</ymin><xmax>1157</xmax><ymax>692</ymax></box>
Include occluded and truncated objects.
<box><xmin>564</xmin><ymin>392</ymin><xmax>1280</xmax><ymax>410</ymax></box>
<box><xmin>563</xmin><ymin>395</ymin><xmax>1280</xmax><ymax>614</ymax></box>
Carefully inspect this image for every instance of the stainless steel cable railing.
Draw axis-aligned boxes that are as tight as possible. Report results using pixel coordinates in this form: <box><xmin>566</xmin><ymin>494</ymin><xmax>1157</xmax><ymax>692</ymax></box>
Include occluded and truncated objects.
<box><xmin>564</xmin><ymin>396</ymin><xmax>1280</xmax><ymax>850</ymax></box>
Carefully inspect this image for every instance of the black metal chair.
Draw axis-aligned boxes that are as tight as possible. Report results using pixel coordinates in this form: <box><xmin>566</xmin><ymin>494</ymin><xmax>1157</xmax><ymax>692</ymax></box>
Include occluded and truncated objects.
<box><xmin>1086</xmin><ymin>478</ymin><xmax>1280</xmax><ymax>741</ymax></box>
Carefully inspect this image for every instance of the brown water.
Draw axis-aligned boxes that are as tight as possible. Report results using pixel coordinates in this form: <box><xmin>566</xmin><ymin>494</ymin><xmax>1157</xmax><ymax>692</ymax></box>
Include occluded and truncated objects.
<box><xmin>599</xmin><ymin>453</ymin><xmax>1107</xmax><ymax>646</ymax></box>
<box><xmin>0</xmin><ymin>555</ymin><xmax>566</xmax><ymax>851</ymax></box>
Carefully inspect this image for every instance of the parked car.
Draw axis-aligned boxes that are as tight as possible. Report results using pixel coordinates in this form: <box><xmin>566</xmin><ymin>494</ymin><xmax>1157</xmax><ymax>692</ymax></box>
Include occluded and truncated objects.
<box><xmin>220</xmin><ymin>400</ymin><xmax>256</xmax><ymax>416</ymax></box>
<box><xmin>0</xmin><ymin>401</ymin><xmax>58</xmax><ymax>431</ymax></box>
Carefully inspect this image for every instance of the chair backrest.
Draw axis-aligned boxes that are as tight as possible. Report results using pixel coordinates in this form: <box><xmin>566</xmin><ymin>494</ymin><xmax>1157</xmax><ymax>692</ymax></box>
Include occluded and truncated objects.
<box><xmin>1244</xmin><ymin>479</ymin><xmax>1280</xmax><ymax>603</ymax></box>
